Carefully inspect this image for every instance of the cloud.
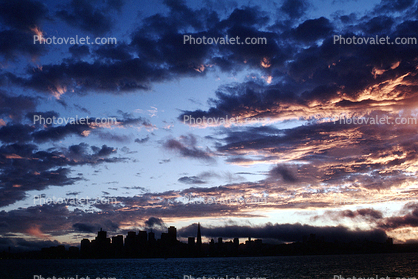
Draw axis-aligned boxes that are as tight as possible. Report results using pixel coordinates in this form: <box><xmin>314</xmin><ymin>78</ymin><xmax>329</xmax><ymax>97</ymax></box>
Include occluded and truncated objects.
<box><xmin>144</xmin><ymin>217</ymin><xmax>166</xmax><ymax>230</ymax></box>
<box><xmin>313</xmin><ymin>209</ymin><xmax>384</xmax><ymax>222</ymax></box>
<box><xmin>96</xmin><ymin>131</ymin><xmax>130</xmax><ymax>143</ymax></box>
<box><xmin>32</xmin><ymin>122</ymin><xmax>92</xmax><ymax>143</ymax></box>
<box><xmin>0</xmin><ymin>0</ymin><xmax>48</xmax><ymax>31</ymax></box>
<box><xmin>214</xmin><ymin>118</ymin><xmax>418</xmax><ymax>191</ymax></box>
<box><xmin>0</xmin><ymin>142</ymin><xmax>123</xmax><ymax>207</ymax></box>
<box><xmin>268</xmin><ymin>165</ymin><xmax>298</xmax><ymax>183</ymax></box>
<box><xmin>94</xmin><ymin>43</ymin><xmax>133</xmax><ymax>61</ymax></box>
<box><xmin>0</xmin><ymin>237</ymin><xmax>61</xmax><ymax>253</ymax></box>
<box><xmin>0</xmin><ymin>111</ymin><xmax>154</xmax><ymax>144</ymax></box>
<box><xmin>135</xmin><ymin>136</ymin><xmax>150</xmax><ymax>144</ymax></box>
<box><xmin>72</xmin><ymin>222</ymin><xmax>98</xmax><ymax>233</ymax></box>
<box><xmin>0</xmin><ymin>92</ymin><xmax>37</xmax><ymax>122</ymax></box>
<box><xmin>378</xmin><ymin>204</ymin><xmax>418</xmax><ymax>230</ymax></box>
<box><xmin>69</xmin><ymin>44</ymin><xmax>90</xmax><ymax>59</ymax></box>
<box><xmin>0</xmin><ymin>124</ymin><xmax>34</xmax><ymax>143</ymax></box>
<box><xmin>0</xmin><ymin>0</ymin><xmax>49</xmax><ymax>60</ymax></box>
<box><xmin>290</xmin><ymin>17</ymin><xmax>333</xmax><ymax>43</ymax></box>
<box><xmin>1</xmin><ymin>0</ymin><xmax>417</xmax><ymax>101</ymax></box>
<box><xmin>375</xmin><ymin>0</ymin><xmax>415</xmax><ymax>12</ymax></box>
<box><xmin>0</xmin><ymin>30</ymin><xmax>46</xmax><ymax>60</ymax></box>
<box><xmin>56</xmin><ymin>0</ymin><xmax>122</xmax><ymax>35</ymax></box>
<box><xmin>163</xmin><ymin>134</ymin><xmax>214</xmax><ymax>162</ymax></box>
<box><xmin>280</xmin><ymin>0</ymin><xmax>310</xmax><ymax>18</ymax></box>
<box><xmin>91</xmin><ymin>145</ymin><xmax>116</xmax><ymax>157</ymax></box>
<box><xmin>178</xmin><ymin>176</ymin><xmax>206</xmax><ymax>184</ymax></box>
<box><xmin>1</xmin><ymin>0</ymin><xmax>418</xmax><ymax>249</ymax></box>
<box><xmin>1</xmin><ymin>1</ymin><xmax>278</xmax><ymax>95</ymax></box>
<box><xmin>178</xmin><ymin>223</ymin><xmax>388</xmax><ymax>243</ymax></box>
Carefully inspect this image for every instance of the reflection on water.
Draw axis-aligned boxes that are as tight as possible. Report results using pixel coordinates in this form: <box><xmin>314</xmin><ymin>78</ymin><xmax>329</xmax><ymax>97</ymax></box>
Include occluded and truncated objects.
<box><xmin>1</xmin><ymin>253</ymin><xmax>417</xmax><ymax>279</ymax></box>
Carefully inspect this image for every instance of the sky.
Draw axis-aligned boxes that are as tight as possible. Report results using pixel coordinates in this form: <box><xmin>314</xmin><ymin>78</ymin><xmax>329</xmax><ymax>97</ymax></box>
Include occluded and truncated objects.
<box><xmin>1</xmin><ymin>0</ymin><xmax>418</xmax><ymax>251</ymax></box>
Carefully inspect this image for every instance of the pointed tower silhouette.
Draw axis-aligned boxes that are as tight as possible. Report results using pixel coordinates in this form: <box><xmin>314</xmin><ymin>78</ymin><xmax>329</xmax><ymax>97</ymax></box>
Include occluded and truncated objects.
<box><xmin>196</xmin><ymin>222</ymin><xmax>202</xmax><ymax>256</ymax></box>
<box><xmin>197</xmin><ymin>222</ymin><xmax>202</xmax><ymax>246</ymax></box>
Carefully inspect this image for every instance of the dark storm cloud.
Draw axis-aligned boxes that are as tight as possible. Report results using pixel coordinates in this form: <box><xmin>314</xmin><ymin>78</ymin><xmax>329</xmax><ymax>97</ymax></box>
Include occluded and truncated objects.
<box><xmin>217</xmin><ymin>123</ymin><xmax>342</xmax><ymax>154</ymax></box>
<box><xmin>105</xmin><ymin>0</ymin><xmax>124</xmax><ymax>12</ymax></box>
<box><xmin>3</xmin><ymin>111</ymin><xmax>153</xmax><ymax>144</ymax></box>
<box><xmin>94</xmin><ymin>43</ymin><xmax>133</xmax><ymax>61</ymax></box>
<box><xmin>178</xmin><ymin>81</ymin><xmax>300</xmax><ymax>122</ymax></box>
<box><xmin>116</xmin><ymin>116</ymin><xmax>154</xmax><ymax>128</ymax></box>
<box><xmin>66</xmin><ymin>191</ymin><xmax>81</xmax><ymax>196</ymax></box>
<box><xmin>135</xmin><ymin>136</ymin><xmax>150</xmax><ymax>144</ymax></box>
<box><xmin>374</xmin><ymin>0</ymin><xmax>416</xmax><ymax>12</ymax></box>
<box><xmin>280</xmin><ymin>0</ymin><xmax>310</xmax><ymax>18</ymax></box>
<box><xmin>360</xmin><ymin>16</ymin><xmax>394</xmax><ymax>35</ymax></box>
<box><xmin>96</xmin><ymin>131</ymin><xmax>130</xmax><ymax>143</ymax></box>
<box><xmin>0</xmin><ymin>166</ymin><xmax>80</xmax><ymax>207</ymax></box>
<box><xmin>1</xmin><ymin>0</ymin><xmax>417</xmax><ymax>98</ymax></box>
<box><xmin>163</xmin><ymin>134</ymin><xmax>214</xmax><ymax>162</ymax></box>
<box><xmin>0</xmin><ymin>142</ymin><xmax>123</xmax><ymax>207</ymax></box>
<box><xmin>0</xmin><ymin>92</ymin><xmax>37</xmax><ymax>121</ymax></box>
<box><xmin>0</xmin><ymin>237</ymin><xmax>61</xmax><ymax>253</ymax></box>
<box><xmin>56</xmin><ymin>0</ymin><xmax>123</xmax><ymax>35</ymax></box>
<box><xmin>0</xmin><ymin>124</ymin><xmax>34</xmax><ymax>143</ymax></box>
<box><xmin>178</xmin><ymin>223</ymin><xmax>388</xmax><ymax>243</ymax></box>
<box><xmin>2</xmin><ymin>0</ymin><xmax>281</xmax><ymax>95</ymax></box>
<box><xmin>73</xmin><ymin>220</ymin><xmax>118</xmax><ymax>233</ymax></box>
<box><xmin>0</xmin><ymin>0</ymin><xmax>48</xmax><ymax>31</ymax></box>
<box><xmin>313</xmin><ymin>209</ymin><xmax>384</xmax><ymax>222</ymax></box>
<box><xmin>269</xmin><ymin>165</ymin><xmax>298</xmax><ymax>183</ymax></box>
<box><xmin>0</xmin><ymin>30</ymin><xmax>46</xmax><ymax>60</ymax></box>
<box><xmin>178</xmin><ymin>3</ymin><xmax>418</xmax><ymax>124</ymax></box>
<box><xmin>178</xmin><ymin>176</ymin><xmax>206</xmax><ymax>184</ymax></box>
<box><xmin>144</xmin><ymin>217</ymin><xmax>166</xmax><ymax>229</ymax></box>
<box><xmin>290</xmin><ymin>17</ymin><xmax>333</xmax><ymax>43</ymax></box>
<box><xmin>351</xmin><ymin>209</ymin><xmax>384</xmax><ymax>219</ymax></box>
<box><xmin>0</xmin><ymin>203</ymin><xmax>121</xmax><ymax>243</ymax></box>
<box><xmin>0</xmin><ymin>112</ymin><xmax>148</xmax><ymax>207</ymax></box>
<box><xmin>91</xmin><ymin>145</ymin><xmax>116</xmax><ymax>157</ymax></box>
<box><xmin>378</xmin><ymin>204</ymin><xmax>418</xmax><ymax>230</ymax></box>
<box><xmin>32</xmin><ymin>122</ymin><xmax>91</xmax><ymax>143</ymax></box>
<box><xmin>72</xmin><ymin>222</ymin><xmax>98</xmax><ymax>233</ymax></box>
<box><xmin>69</xmin><ymin>45</ymin><xmax>90</xmax><ymax>59</ymax></box>
<box><xmin>8</xmin><ymin>59</ymin><xmax>161</xmax><ymax>94</ymax></box>
<box><xmin>0</xmin><ymin>0</ymin><xmax>49</xmax><ymax>60</ymax></box>
<box><xmin>74</xmin><ymin>104</ymin><xmax>91</xmax><ymax>114</ymax></box>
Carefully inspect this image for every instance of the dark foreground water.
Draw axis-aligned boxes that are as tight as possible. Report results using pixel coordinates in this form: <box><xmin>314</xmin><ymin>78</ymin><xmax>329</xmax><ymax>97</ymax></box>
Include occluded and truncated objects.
<box><xmin>1</xmin><ymin>253</ymin><xmax>417</xmax><ymax>279</ymax></box>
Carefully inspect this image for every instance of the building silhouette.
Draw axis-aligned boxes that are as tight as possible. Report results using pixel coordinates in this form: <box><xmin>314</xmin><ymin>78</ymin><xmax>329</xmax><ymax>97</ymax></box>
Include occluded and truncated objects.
<box><xmin>196</xmin><ymin>222</ymin><xmax>202</xmax><ymax>256</ymax></box>
<box><xmin>69</xmin><ymin>223</ymin><xmax>405</xmax><ymax>259</ymax></box>
<box><xmin>1</xmin><ymin>221</ymin><xmax>411</xmax><ymax>259</ymax></box>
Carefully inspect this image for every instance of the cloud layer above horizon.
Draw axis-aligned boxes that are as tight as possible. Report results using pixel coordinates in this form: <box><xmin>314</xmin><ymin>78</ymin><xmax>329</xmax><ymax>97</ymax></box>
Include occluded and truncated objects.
<box><xmin>1</xmin><ymin>0</ymin><xmax>418</xmax><ymax>251</ymax></box>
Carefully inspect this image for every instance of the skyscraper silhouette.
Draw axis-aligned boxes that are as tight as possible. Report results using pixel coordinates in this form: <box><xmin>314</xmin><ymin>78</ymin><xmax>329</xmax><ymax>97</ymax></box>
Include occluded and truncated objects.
<box><xmin>196</xmin><ymin>222</ymin><xmax>202</xmax><ymax>256</ymax></box>
<box><xmin>168</xmin><ymin>226</ymin><xmax>177</xmax><ymax>244</ymax></box>
<box><xmin>197</xmin><ymin>223</ymin><xmax>202</xmax><ymax>246</ymax></box>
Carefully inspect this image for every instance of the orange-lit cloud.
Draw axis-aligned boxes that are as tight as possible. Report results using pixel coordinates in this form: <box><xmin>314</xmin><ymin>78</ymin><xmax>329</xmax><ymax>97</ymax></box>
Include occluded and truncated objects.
<box><xmin>26</xmin><ymin>225</ymin><xmax>49</xmax><ymax>239</ymax></box>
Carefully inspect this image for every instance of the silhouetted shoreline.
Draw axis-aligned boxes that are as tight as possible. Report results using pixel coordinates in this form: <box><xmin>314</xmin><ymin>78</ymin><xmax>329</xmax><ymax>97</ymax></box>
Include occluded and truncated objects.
<box><xmin>2</xmin><ymin>225</ymin><xmax>418</xmax><ymax>259</ymax></box>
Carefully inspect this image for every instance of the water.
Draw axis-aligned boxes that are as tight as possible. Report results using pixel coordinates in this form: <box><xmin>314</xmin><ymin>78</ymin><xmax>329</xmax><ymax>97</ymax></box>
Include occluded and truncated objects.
<box><xmin>1</xmin><ymin>253</ymin><xmax>417</xmax><ymax>279</ymax></box>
